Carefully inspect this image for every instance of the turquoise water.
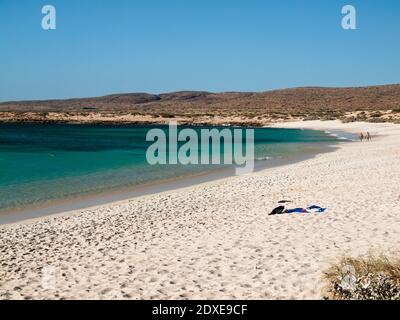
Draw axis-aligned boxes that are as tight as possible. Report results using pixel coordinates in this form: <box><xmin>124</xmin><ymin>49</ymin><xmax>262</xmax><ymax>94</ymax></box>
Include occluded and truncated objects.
<box><xmin>0</xmin><ymin>123</ymin><xmax>339</xmax><ymax>211</ymax></box>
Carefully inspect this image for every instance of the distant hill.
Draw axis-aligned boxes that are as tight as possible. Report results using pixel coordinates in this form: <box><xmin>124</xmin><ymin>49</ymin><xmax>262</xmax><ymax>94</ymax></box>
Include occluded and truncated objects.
<box><xmin>1</xmin><ymin>85</ymin><xmax>400</xmax><ymax>125</ymax></box>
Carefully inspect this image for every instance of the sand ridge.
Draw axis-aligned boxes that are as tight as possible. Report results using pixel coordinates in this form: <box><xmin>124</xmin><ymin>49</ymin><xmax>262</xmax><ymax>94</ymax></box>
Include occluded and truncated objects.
<box><xmin>0</xmin><ymin>120</ymin><xmax>399</xmax><ymax>300</ymax></box>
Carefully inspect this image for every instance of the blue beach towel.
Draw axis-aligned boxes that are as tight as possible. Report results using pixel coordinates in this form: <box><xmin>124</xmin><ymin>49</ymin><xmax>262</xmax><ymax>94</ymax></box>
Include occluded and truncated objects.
<box><xmin>285</xmin><ymin>208</ymin><xmax>307</xmax><ymax>214</ymax></box>
<box><xmin>283</xmin><ymin>205</ymin><xmax>327</xmax><ymax>214</ymax></box>
<box><xmin>307</xmin><ymin>205</ymin><xmax>327</xmax><ymax>213</ymax></box>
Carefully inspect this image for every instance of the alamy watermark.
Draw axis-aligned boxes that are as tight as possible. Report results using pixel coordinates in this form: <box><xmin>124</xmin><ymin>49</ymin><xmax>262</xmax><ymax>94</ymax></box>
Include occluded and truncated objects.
<box><xmin>41</xmin><ymin>5</ymin><xmax>357</xmax><ymax>31</ymax></box>
<box><xmin>342</xmin><ymin>5</ymin><xmax>357</xmax><ymax>30</ymax></box>
<box><xmin>41</xmin><ymin>265</ymin><xmax>57</xmax><ymax>290</ymax></box>
<box><xmin>145</xmin><ymin>122</ymin><xmax>255</xmax><ymax>175</ymax></box>
<box><xmin>340</xmin><ymin>264</ymin><xmax>357</xmax><ymax>291</ymax></box>
<box><xmin>41</xmin><ymin>5</ymin><xmax>56</xmax><ymax>30</ymax></box>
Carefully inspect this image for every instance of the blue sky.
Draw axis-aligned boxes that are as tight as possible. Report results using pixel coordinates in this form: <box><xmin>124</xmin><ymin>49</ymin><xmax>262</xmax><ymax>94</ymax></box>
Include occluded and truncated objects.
<box><xmin>0</xmin><ymin>0</ymin><xmax>399</xmax><ymax>101</ymax></box>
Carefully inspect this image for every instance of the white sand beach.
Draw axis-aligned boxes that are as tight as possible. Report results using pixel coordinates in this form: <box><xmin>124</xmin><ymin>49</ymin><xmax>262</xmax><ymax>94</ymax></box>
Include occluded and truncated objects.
<box><xmin>1</xmin><ymin>120</ymin><xmax>399</xmax><ymax>300</ymax></box>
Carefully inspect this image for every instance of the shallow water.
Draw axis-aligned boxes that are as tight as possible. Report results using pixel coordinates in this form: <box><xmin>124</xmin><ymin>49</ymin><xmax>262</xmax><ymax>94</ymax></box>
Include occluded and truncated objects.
<box><xmin>0</xmin><ymin>123</ymin><xmax>340</xmax><ymax>212</ymax></box>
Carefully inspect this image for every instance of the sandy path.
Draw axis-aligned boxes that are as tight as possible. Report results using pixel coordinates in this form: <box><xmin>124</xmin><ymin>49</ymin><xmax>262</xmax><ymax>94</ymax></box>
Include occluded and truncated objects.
<box><xmin>1</xmin><ymin>120</ymin><xmax>399</xmax><ymax>300</ymax></box>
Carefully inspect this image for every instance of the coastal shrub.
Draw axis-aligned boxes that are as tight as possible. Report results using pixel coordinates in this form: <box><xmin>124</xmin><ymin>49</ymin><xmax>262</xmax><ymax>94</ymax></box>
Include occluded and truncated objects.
<box><xmin>321</xmin><ymin>115</ymin><xmax>338</xmax><ymax>121</ymax></box>
<box><xmin>303</xmin><ymin>114</ymin><xmax>320</xmax><ymax>121</ymax></box>
<box><xmin>341</xmin><ymin>116</ymin><xmax>356</xmax><ymax>123</ymax></box>
<box><xmin>158</xmin><ymin>113</ymin><xmax>176</xmax><ymax>118</ymax></box>
<box><xmin>367</xmin><ymin>117</ymin><xmax>386</xmax><ymax>123</ymax></box>
<box><xmin>370</xmin><ymin>112</ymin><xmax>382</xmax><ymax>118</ymax></box>
<box><xmin>355</xmin><ymin>113</ymin><xmax>367</xmax><ymax>121</ymax></box>
<box><xmin>324</xmin><ymin>255</ymin><xmax>400</xmax><ymax>300</ymax></box>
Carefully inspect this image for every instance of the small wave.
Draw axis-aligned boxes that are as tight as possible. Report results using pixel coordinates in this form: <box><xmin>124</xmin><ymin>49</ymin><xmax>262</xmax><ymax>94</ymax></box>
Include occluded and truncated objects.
<box><xmin>256</xmin><ymin>156</ymin><xmax>272</xmax><ymax>161</ymax></box>
<box><xmin>325</xmin><ymin>130</ymin><xmax>354</xmax><ymax>141</ymax></box>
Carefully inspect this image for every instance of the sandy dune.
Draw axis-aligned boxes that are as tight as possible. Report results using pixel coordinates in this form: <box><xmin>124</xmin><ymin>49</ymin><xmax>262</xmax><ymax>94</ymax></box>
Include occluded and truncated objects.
<box><xmin>1</xmin><ymin>120</ymin><xmax>399</xmax><ymax>300</ymax></box>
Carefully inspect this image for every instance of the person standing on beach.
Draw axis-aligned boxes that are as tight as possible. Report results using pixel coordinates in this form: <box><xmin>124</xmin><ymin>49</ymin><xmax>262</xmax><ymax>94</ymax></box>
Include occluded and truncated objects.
<box><xmin>359</xmin><ymin>132</ymin><xmax>364</xmax><ymax>142</ymax></box>
<box><xmin>367</xmin><ymin>132</ymin><xmax>371</xmax><ymax>141</ymax></box>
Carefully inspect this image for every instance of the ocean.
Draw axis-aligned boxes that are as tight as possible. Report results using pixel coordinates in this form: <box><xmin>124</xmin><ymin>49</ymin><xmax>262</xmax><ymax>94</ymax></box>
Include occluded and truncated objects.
<box><xmin>0</xmin><ymin>123</ymin><xmax>341</xmax><ymax>213</ymax></box>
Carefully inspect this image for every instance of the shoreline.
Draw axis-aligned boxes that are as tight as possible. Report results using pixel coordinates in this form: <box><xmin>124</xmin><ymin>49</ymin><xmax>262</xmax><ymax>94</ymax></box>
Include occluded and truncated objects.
<box><xmin>1</xmin><ymin>120</ymin><xmax>399</xmax><ymax>300</ymax></box>
<box><xmin>0</xmin><ymin>139</ymin><xmax>339</xmax><ymax>225</ymax></box>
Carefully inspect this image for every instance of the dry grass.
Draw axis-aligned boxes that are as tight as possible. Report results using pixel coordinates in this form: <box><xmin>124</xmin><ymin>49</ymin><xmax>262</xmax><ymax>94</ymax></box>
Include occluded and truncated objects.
<box><xmin>324</xmin><ymin>254</ymin><xmax>400</xmax><ymax>300</ymax></box>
